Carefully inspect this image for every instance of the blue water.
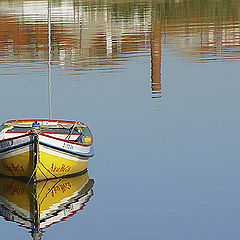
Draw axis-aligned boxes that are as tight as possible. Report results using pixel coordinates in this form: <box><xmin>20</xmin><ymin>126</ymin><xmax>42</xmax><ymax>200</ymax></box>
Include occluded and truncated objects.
<box><xmin>1</xmin><ymin>0</ymin><xmax>240</xmax><ymax>239</ymax></box>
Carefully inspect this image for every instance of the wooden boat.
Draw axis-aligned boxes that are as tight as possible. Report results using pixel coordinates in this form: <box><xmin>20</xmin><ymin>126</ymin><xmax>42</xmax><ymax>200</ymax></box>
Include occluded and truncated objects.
<box><xmin>0</xmin><ymin>3</ymin><xmax>95</xmax><ymax>182</ymax></box>
<box><xmin>0</xmin><ymin>171</ymin><xmax>94</xmax><ymax>240</ymax></box>
<box><xmin>0</xmin><ymin>119</ymin><xmax>94</xmax><ymax>181</ymax></box>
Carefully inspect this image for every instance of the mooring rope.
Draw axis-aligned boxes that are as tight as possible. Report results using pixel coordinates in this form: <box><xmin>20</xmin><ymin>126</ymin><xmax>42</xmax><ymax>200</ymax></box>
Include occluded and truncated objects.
<box><xmin>28</xmin><ymin>123</ymin><xmax>57</xmax><ymax>183</ymax></box>
<box><xmin>39</xmin><ymin>161</ymin><xmax>57</xmax><ymax>179</ymax></box>
<box><xmin>27</xmin><ymin>132</ymin><xmax>39</xmax><ymax>184</ymax></box>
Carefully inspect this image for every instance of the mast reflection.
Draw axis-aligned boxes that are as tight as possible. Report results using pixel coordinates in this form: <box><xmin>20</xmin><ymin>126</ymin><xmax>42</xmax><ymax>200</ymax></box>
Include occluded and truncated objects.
<box><xmin>0</xmin><ymin>172</ymin><xmax>94</xmax><ymax>240</ymax></box>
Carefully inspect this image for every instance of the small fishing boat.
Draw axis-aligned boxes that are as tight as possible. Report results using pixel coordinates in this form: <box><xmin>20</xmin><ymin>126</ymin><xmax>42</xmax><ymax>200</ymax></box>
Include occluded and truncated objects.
<box><xmin>0</xmin><ymin>119</ymin><xmax>94</xmax><ymax>181</ymax></box>
<box><xmin>0</xmin><ymin>172</ymin><xmax>94</xmax><ymax>240</ymax></box>
<box><xmin>0</xmin><ymin>3</ymin><xmax>95</xmax><ymax>181</ymax></box>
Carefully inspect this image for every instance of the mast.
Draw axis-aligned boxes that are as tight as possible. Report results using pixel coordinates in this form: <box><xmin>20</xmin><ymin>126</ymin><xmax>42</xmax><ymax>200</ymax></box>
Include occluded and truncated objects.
<box><xmin>48</xmin><ymin>0</ymin><xmax>52</xmax><ymax>119</ymax></box>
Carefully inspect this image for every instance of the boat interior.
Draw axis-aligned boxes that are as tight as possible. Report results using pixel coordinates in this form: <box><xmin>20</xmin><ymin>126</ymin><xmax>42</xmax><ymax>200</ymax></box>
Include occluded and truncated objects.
<box><xmin>0</xmin><ymin>120</ymin><xmax>92</xmax><ymax>144</ymax></box>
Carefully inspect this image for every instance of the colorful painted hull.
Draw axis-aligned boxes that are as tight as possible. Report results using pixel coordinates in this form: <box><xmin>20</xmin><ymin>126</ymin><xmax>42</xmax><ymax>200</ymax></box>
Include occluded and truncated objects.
<box><xmin>0</xmin><ymin>134</ymin><xmax>34</xmax><ymax>178</ymax></box>
<box><xmin>0</xmin><ymin>129</ymin><xmax>94</xmax><ymax>181</ymax></box>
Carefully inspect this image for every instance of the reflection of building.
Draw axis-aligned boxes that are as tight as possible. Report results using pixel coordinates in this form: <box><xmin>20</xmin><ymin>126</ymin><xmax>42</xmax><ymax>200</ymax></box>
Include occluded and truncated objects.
<box><xmin>0</xmin><ymin>0</ymin><xmax>152</xmax><ymax>68</ymax></box>
<box><xmin>0</xmin><ymin>0</ymin><xmax>240</xmax><ymax>99</ymax></box>
<box><xmin>164</xmin><ymin>20</ymin><xmax>240</xmax><ymax>62</ymax></box>
<box><xmin>0</xmin><ymin>14</ymin><xmax>48</xmax><ymax>59</ymax></box>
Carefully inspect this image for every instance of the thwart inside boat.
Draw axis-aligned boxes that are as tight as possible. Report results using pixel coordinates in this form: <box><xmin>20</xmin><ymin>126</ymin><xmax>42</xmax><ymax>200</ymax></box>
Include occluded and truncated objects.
<box><xmin>0</xmin><ymin>119</ymin><xmax>93</xmax><ymax>145</ymax></box>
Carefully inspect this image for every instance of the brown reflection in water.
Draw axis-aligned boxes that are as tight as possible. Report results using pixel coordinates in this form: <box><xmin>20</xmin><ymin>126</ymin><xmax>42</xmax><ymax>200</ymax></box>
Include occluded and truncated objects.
<box><xmin>0</xmin><ymin>15</ymin><xmax>48</xmax><ymax>59</ymax></box>
<box><xmin>151</xmin><ymin>24</ymin><xmax>162</xmax><ymax>99</ymax></box>
<box><xmin>0</xmin><ymin>0</ymin><xmax>240</xmax><ymax>99</ymax></box>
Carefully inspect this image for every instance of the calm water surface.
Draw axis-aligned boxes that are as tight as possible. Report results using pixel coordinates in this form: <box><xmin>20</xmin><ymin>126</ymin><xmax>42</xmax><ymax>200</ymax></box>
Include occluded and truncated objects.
<box><xmin>0</xmin><ymin>0</ymin><xmax>240</xmax><ymax>239</ymax></box>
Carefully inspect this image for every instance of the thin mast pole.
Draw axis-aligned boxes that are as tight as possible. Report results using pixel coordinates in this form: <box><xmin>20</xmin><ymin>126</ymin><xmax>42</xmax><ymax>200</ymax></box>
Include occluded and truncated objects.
<box><xmin>48</xmin><ymin>0</ymin><xmax>52</xmax><ymax>119</ymax></box>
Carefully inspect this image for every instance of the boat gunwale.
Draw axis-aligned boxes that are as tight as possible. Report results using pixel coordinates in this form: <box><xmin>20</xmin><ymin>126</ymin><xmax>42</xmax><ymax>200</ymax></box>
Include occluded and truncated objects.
<box><xmin>6</xmin><ymin>119</ymin><xmax>77</xmax><ymax>124</ymax></box>
<box><xmin>1</xmin><ymin>132</ymin><xmax>93</xmax><ymax>147</ymax></box>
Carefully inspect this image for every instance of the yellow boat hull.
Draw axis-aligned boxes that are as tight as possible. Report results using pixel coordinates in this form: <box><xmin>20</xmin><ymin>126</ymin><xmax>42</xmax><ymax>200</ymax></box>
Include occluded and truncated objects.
<box><xmin>0</xmin><ymin>143</ymin><xmax>89</xmax><ymax>181</ymax></box>
<box><xmin>36</xmin><ymin>145</ymin><xmax>89</xmax><ymax>180</ymax></box>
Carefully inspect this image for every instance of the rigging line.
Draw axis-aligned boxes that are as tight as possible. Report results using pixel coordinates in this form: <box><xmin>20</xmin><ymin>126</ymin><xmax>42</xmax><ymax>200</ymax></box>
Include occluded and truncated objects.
<box><xmin>35</xmin><ymin>133</ymin><xmax>51</xmax><ymax>181</ymax></box>
<box><xmin>35</xmin><ymin>128</ymin><xmax>58</xmax><ymax>179</ymax></box>
<box><xmin>39</xmin><ymin>161</ymin><xmax>58</xmax><ymax>178</ymax></box>
<box><xmin>28</xmin><ymin>185</ymin><xmax>40</xmax><ymax>205</ymax></box>
<box><xmin>58</xmin><ymin>124</ymin><xmax>70</xmax><ymax>129</ymax></box>
<box><xmin>48</xmin><ymin>0</ymin><xmax>52</xmax><ymax>120</ymax></box>
<box><xmin>65</xmin><ymin>122</ymin><xmax>77</xmax><ymax>140</ymax></box>
<box><xmin>27</xmin><ymin>134</ymin><xmax>39</xmax><ymax>185</ymax></box>
<box><xmin>39</xmin><ymin>179</ymin><xmax>61</xmax><ymax>205</ymax></box>
<box><xmin>36</xmin><ymin>143</ymin><xmax>57</xmax><ymax>179</ymax></box>
<box><xmin>37</xmin><ymin>179</ymin><xmax>48</xmax><ymax>198</ymax></box>
<box><xmin>27</xmin><ymin>167</ymin><xmax>37</xmax><ymax>185</ymax></box>
<box><xmin>37</xmin><ymin>165</ymin><xmax>48</xmax><ymax>179</ymax></box>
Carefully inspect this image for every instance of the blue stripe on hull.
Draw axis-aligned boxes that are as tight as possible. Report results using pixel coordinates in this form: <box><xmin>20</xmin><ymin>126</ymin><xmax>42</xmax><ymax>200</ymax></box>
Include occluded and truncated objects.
<box><xmin>0</xmin><ymin>141</ymin><xmax>34</xmax><ymax>154</ymax></box>
<box><xmin>39</xmin><ymin>141</ymin><xmax>94</xmax><ymax>158</ymax></box>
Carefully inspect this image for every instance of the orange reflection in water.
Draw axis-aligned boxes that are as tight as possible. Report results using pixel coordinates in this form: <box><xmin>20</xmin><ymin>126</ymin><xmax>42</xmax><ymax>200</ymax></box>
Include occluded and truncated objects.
<box><xmin>0</xmin><ymin>0</ymin><xmax>240</xmax><ymax>100</ymax></box>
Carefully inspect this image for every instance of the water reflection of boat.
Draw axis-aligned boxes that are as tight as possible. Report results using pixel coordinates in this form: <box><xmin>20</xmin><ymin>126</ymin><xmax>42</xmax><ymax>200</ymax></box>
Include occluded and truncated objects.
<box><xmin>0</xmin><ymin>171</ymin><xmax>94</xmax><ymax>240</ymax></box>
<box><xmin>0</xmin><ymin>119</ymin><xmax>94</xmax><ymax>181</ymax></box>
